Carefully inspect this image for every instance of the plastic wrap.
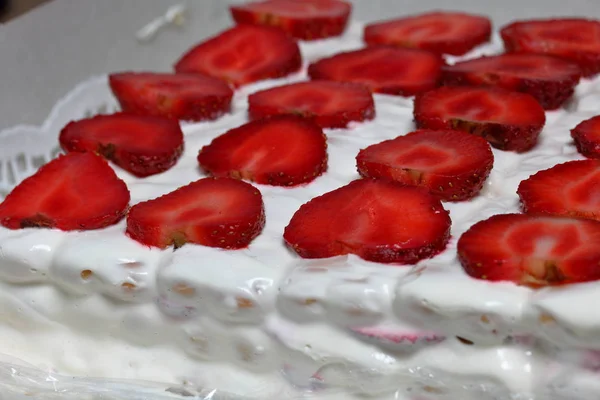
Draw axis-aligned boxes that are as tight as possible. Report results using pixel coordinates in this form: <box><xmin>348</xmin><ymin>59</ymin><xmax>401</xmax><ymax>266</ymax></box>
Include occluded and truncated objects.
<box><xmin>0</xmin><ymin>354</ymin><xmax>237</xmax><ymax>400</ymax></box>
<box><xmin>0</xmin><ymin>349</ymin><xmax>591</xmax><ymax>400</ymax></box>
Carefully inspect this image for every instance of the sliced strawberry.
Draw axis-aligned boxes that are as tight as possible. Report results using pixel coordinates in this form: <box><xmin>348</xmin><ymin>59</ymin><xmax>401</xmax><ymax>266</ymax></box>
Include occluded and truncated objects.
<box><xmin>247</xmin><ymin>81</ymin><xmax>375</xmax><ymax>128</ymax></box>
<box><xmin>457</xmin><ymin>213</ymin><xmax>600</xmax><ymax>287</ymax></box>
<box><xmin>126</xmin><ymin>177</ymin><xmax>265</xmax><ymax>249</ymax></box>
<box><xmin>571</xmin><ymin>115</ymin><xmax>600</xmax><ymax>159</ymax></box>
<box><xmin>108</xmin><ymin>72</ymin><xmax>233</xmax><ymax>122</ymax></box>
<box><xmin>308</xmin><ymin>46</ymin><xmax>443</xmax><ymax>96</ymax></box>
<box><xmin>501</xmin><ymin>19</ymin><xmax>600</xmax><ymax>77</ymax></box>
<box><xmin>59</xmin><ymin>113</ymin><xmax>184</xmax><ymax>177</ymax></box>
<box><xmin>356</xmin><ymin>129</ymin><xmax>493</xmax><ymax>201</ymax></box>
<box><xmin>0</xmin><ymin>153</ymin><xmax>129</xmax><ymax>230</ymax></box>
<box><xmin>283</xmin><ymin>179</ymin><xmax>451</xmax><ymax>263</ymax></box>
<box><xmin>364</xmin><ymin>11</ymin><xmax>491</xmax><ymax>56</ymax></box>
<box><xmin>414</xmin><ymin>86</ymin><xmax>546</xmax><ymax>152</ymax></box>
<box><xmin>174</xmin><ymin>24</ymin><xmax>301</xmax><ymax>87</ymax></box>
<box><xmin>350</xmin><ymin>326</ymin><xmax>444</xmax><ymax>351</ymax></box>
<box><xmin>517</xmin><ymin>160</ymin><xmax>600</xmax><ymax>221</ymax></box>
<box><xmin>198</xmin><ymin>115</ymin><xmax>327</xmax><ymax>186</ymax></box>
<box><xmin>441</xmin><ymin>53</ymin><xmax>582</xmax><ymax>110</ymax></box>
<box><xmin>582</xmin><ymin>350</ymin><xmax>600</xmax><ymax>372</ymax></box>
<box><xmin>230</xmin><ymin>0</ymin><xmax>351</xmax><ymax>41</ymax></box>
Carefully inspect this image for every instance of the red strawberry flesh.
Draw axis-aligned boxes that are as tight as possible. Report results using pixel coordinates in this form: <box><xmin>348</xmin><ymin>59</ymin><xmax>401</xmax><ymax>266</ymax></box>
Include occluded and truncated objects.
<box><xmin>364</xmin><ymin>11</ymin><xmax>491</xmax><ymax>56</ymax></box>
<box><xmin>283</xmin><ymin>179</ymin><xmax>451</xmax><ymax>264</ymax></box>
<box><xmin>457</xmin><ymin>213</ymin><xmax>600</xmax><ymax>287</ymax></box>
<box><xmin>230</xmin><ymin>0</ymin><xmax>351</xmax><ymax>40</ymax></box>
<box><xmin>109</xmin><ymin>72</ymin><xmax>233</xmax><ymax>122</ymax></box>
<box><xmin>59</xmin><ymin>113</ymin><xmax>184</xmax><ymax>177</ymax></box>
<box><xmin>247</xmin><ymin>81</ymin><xmax>375</xmax><ymax>128</ymax></box>
<box><xmin>518</xmin><ymin>160</ymin><xmax>600</xmax><ymax>221</ymax></box>
<box><xmin>442</xmin><ymin>53</ymin><xmax>581</xmax><ymax>109</ymax></box>
<box><xmin>127</xmin><ymin>177</ymin><xmax>265</xmax><ymax>249</ymax></box>
<box><xmin>351</xmin><ymin>326</ymin><xmax>444</xmax><ymax>345</ymax></box>
<box><xmin>198</xmin><ymin>115</ymin><xmax>327</xmax><ymax>186</ymax></box>
<box><xmin>414</xmin><ymin>86</ymin><xmax>546</xmax><ymax>152</ymax></box>
<box><xmin>308</xmin><ymin>46</ymin><xmax>443</xmax><ymax>96</ymax></box>
<box><xmin>571</xmin><ymin>115</ymin><xmax>600</xmax><ymax>159</ymax></box>
<box><xmin>174</xmin><ymin>24</ymin><xmax>301</xmax><ymax>87</ymax></box>
<box><xmin>0</xmin><ymin>153</ymin><xmax>129</xmax><ymax>230</ymax></box>
<box><xmin>357</xmin><ymin>129</ymin><xmax>494</xmax><ymax>201</ymax></box>
<box><xmin>501</xmin><ymin>18</ymin><xmax>600</xmax><ymax>77</ymax></box>
<box><xmin>350</xmin><ymin>326</ymin><xmax>445</xmax><ymax>352</ymax></box>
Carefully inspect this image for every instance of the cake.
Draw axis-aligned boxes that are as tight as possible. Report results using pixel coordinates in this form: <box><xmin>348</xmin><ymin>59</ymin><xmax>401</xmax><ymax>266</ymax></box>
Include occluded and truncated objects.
<box><xmin>1</xmin><ymin>1</ymin><xmax>600</xmax><ymax>399</ymax></box>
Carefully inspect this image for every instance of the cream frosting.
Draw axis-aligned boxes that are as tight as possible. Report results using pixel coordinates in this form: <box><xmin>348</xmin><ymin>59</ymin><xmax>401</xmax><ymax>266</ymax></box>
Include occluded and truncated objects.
<box><xmin>0</xmin><ymin>22</ymin><xmax>599</xmax><ymax>399</ymax></box>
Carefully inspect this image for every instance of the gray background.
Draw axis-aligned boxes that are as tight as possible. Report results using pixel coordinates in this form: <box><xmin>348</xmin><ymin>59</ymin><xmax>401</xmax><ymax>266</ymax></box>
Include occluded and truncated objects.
<box><xmin>0</xmin><ymin>0</ymin><xmax>598</xmax><ymax>127</ymax></box>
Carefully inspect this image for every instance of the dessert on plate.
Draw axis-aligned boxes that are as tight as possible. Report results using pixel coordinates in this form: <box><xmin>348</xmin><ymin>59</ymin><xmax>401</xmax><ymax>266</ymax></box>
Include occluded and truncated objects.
<box><xmin>1</xmin><ymin>1</ymin><xmax>600</xmax><ymax>399</ymax></box>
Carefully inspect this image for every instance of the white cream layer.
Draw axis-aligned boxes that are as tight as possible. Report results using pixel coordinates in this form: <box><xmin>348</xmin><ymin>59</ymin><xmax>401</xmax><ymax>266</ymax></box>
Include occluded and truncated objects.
<box><xmin>0</xmin><ymin>23</ymin><xmax>599</xmax><ymax>400</ymax></box>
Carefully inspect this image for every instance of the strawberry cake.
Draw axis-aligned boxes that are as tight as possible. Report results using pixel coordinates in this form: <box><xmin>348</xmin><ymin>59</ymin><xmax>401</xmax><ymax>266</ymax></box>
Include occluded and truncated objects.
<box><xmin>1</xmin><ymin>1</ymin><xmax>600</xmax><ymax>399</ymax></box>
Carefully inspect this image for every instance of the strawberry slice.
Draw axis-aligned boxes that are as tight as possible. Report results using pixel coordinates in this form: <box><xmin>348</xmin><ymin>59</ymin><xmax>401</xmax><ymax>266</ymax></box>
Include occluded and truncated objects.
<box><xmin>197</xmin><ymin>115</ymin><xmax>327</xmax><ymax>186</ymax></box>
<box><xmin>174</xmin><ymin>24</ymin><xmax>301</xmax><ymax>87</ymax></box>
<box><xmin>350</xmin><ymin>326</ymin><xmax>444</xmax><ymax>352</ymax></box>
<box><xmin>283</xmin><ymin>179</ymin><xmax>451</xmax><ymax>264</ymax></box>
<box><xmin>517</xmin><ymin>160</ymin><xmax>600</xmax><ymax>221</ymax></box>
<box><xmin>457</xmin><ymin>213</ymin><xmax>600</xmax><ymax>287</ymax></box>
<box><xmin>247</xmin><ymin>81</ymin><xmax>375</xmax><ymax>128</ymax></box>
<box><xmin>571</xmin><ymin>115</ymin><xmax>600</xmax><ymax>159</ymax></box>
<box><xmin>126</xmin><ymin>177</ymin><xmax>265</xmax><ymax>249</ymax></box>
<box><xmin>441</xmin><ymin>53</ymin><xmax>582</xmax><ymax>110</ymax></box>
<box><xmin>356</xmin><ymin>129</ymin><xmax>494</xmax><ymax>201</ymax></box>
<box><xmin>308</xmin><ymin>46</ymin><xmax>443</xmax><ymax>96</ymax></box>
<box><xmin>501</xmin><ymin>19</ymin><xmax>600</xmax><ymax>77</ymax></box>
<box><xmin>364</xmin><ymin>11</ymin><xmax>491</xmax><ymax>56</ymax></box>
<box><xmin>59</xmin><ymin>113</ymin><xmax>184</xmax><ymax>177</ymax></box>
<box><xmin>0</xmin><ymin>153</ymin><xmax>129</xmax><ymax>230</ymax></box>
<box><xmin>230</xmin><ymin>0</ymin><xmax>352</xmax><ymax>41</ymax></box>
<box><xmin>108</xmin><ymin>72</ymin><xmax>233</xmax><ymax>122</ymax></box>
<box><xmin>414</xmin><ymin>86</ymin><xmax>546</xmax><ymax>152</ymax></box>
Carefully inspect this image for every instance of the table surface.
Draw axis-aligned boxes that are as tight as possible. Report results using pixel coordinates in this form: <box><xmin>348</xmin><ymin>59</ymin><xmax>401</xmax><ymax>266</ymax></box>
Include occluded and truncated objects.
<box><xmin>0</xmin><ymin>0</ymin><xmax>598</xmax><ymax>128</ymax></box>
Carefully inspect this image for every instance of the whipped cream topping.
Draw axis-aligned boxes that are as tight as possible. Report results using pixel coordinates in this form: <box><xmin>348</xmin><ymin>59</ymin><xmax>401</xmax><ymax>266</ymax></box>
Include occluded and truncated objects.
<box><xmin>0</xmin><ymin>22</ymin><xmax>599</xmax><ymax>400</ymax></box>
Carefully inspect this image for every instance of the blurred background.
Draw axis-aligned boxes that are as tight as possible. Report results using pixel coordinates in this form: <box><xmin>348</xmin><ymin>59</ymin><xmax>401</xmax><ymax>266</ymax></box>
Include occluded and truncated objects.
<box><xmin>0</xmin><ymin>0</ymin><xmax>50</xmax><ymax>22</ymax></box>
